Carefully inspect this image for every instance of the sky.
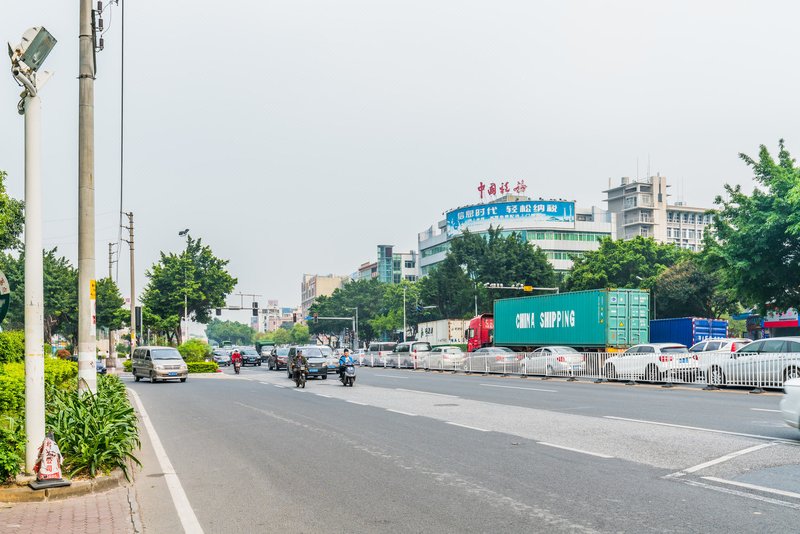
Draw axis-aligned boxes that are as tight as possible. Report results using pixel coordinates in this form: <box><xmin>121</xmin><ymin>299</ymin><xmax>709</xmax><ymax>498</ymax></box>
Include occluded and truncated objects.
<box><xmin>3</xmin><ymin>1</ymin><xmax>800</xmax><ymax>318</ymax></box>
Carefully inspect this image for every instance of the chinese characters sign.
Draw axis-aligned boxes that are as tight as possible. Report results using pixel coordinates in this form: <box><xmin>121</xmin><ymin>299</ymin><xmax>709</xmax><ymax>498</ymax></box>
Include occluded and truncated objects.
<box><xmin>446</xmin><ymin>200</ymin><xmax>575</xmax><ymax>237</ymax></box>
<box><xmin>477</xmin><ymin>180</ymin><xmax>527</xmax><ymax>199</ymax></box>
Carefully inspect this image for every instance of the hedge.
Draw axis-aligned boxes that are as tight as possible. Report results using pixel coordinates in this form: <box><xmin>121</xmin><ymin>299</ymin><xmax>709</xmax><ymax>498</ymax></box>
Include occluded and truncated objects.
<box><xmin>122</xmin><ymin>359</ymin><xmax>132</xmax><ymax>372</ymax></box>
<box><xmin>0</xmin><ymin>331</ymin><xmax>25</xmax><ymax>364</ymax></box>
<box><xmin>187</xmin><ymin>362</ymin><xmax>218</xmax><ymax>373</ymax></box>
<box><xmin>177</xmin><ymin>339</ymin><xmax>212</xmax><ymax>363</ymax></box>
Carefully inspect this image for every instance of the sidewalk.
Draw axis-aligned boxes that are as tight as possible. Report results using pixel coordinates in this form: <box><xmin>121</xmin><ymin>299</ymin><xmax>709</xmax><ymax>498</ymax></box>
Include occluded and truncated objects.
<box><xmin>0</xmin><ymin>485</ymin><xmax>138</xmax><ymax>534</ymax></box>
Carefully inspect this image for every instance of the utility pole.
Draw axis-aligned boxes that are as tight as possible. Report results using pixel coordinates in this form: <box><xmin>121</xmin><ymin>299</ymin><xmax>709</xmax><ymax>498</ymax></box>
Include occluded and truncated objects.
<box><xmin>124</xmin><ymin>212</ymin><xmax>136</xmax><ymax>351</ymax></box>
<box><xmin>107</xmin><ymin>242</ymin><xmax>116</xmax><ymax>369</ymax></box>
<box><xmin>77</xmin><ymin>0</ymin><xmax>97</xmax><ymax>395</ymax></box>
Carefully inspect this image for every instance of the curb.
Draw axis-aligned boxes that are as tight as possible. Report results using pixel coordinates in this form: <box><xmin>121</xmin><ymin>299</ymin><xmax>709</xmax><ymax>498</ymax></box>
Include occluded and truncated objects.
<box><xmin>0</xmin><ymin>468</ymin><xmax>127</xmax><ymax>503</ymax></box>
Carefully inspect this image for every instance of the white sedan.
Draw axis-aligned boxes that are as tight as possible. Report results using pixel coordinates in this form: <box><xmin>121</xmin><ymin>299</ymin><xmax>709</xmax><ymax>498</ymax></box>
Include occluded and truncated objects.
<box><xmin>780</xmin><ymin>378</ymin><xmax>800</xmax><ymax>430</ymax></box>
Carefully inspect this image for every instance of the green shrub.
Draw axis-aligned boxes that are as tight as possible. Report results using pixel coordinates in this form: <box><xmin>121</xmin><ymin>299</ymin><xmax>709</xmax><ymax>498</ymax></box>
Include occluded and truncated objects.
<box><xmin>0</xmin><ymin>331</ymin><xmax>24</xmax><ymax>364</ymax></box>
<box><xmin>0</xmin><ymin>416</ymin><xmax>24</xmax><ymax>483</ymax></box>
<box><xmin>122</xmin><ymin>359</ymin><xmax>132</xmax><ymax>372</ymax></box>
<box><xmin>0</xmin><ymin>373</ymin><xmax>25</xmax><ymax>420</ymax></box>
<box><xmin>46</xmin><ymin>374</ymin><xmax>140</xmax><ymax>480</ymax></box>
<box><xmin>187</xmin><ymin>361</ymin><xmax>218</xmax><ymax>373</ymax></box>
<box><xmin>177</xmin><ymin>339</ymin><xmax>211</xmax><ymax>363</ymax></box>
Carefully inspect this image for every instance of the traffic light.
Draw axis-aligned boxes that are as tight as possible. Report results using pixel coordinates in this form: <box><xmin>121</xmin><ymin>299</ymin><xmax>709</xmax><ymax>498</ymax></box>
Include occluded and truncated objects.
<box><xmin>252</xmin><ymin>301</ymin><xmax>259</xmax><ymax>317</ymax></box>
<box><xmin>313</xmin><ymin>312</ymin><xmax>318</xmax><ymax>324</ymax></box>
<box><xmin>292</xmin><ymin>313</ymin><xmax>297</xmax><ymax>323</ymax></box>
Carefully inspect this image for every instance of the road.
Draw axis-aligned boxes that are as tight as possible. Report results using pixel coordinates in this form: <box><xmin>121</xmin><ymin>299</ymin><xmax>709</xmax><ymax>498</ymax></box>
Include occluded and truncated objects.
<box><xmin>126</xmin><ymin>365</ymin><xmax>800</xmax><ymax>533</ymax></box>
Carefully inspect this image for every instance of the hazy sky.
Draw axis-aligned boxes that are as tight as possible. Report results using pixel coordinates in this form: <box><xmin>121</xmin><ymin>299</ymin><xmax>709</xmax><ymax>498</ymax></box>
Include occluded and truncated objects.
<box><xmin>3</xmin><ymin>1</ymin><xmax>800</xmax><ymax>318</ymax></box>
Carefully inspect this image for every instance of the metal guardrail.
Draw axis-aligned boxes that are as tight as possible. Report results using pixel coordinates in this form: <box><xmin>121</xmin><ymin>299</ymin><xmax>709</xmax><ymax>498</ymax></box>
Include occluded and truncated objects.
<box><xmin>356</xmin><ymin>352</ymin><xmax>800</xmax><ymax>391</ymax></box>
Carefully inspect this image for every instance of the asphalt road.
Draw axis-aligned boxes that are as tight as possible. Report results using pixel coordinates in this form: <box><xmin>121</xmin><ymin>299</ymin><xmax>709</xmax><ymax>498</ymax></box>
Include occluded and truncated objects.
<box><xmin>126</xmin><ymin>366</ymin><xmax>800</xmax><ymax>533</ymax></box>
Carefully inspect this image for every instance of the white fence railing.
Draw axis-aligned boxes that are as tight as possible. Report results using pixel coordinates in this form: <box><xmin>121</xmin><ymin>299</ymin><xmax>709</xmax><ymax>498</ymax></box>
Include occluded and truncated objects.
<box><xmin>356</xmin><ymin>351</ymin><xmax>800</xmax><ymax>390</ymax></box>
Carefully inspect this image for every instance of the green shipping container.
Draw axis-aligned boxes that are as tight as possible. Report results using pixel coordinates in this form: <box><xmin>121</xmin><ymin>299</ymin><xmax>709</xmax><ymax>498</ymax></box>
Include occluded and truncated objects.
<box><xmin>493</xmin><ymin>289</ymin><xmax>649</xmax><ymax>349</ymax></box>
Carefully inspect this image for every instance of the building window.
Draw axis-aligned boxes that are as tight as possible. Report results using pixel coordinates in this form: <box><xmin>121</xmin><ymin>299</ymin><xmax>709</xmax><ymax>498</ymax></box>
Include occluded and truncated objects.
<box><xmin>404</xmin><ymin>260</ymin><xmax>415</xmax><ymax>269</ymax></box>
<box><xmin>405</xmin><ymin>275</ymin><xmax>417</xmax><ymax>282</ymax></box>
<box><xmin>393</xmin><ymin>274</ymin><xmax>401</xmax><ymax>283</ymax></box>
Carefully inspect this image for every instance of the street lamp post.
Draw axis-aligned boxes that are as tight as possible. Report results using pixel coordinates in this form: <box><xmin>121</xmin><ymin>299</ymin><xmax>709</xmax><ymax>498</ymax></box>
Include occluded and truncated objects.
<box><xmin>346</xmin><ymin>307</ymin><xmax>358</xmax><ymax>350</ymax></box>
<box><xmin>178</xmin><ymin>229</ymin><xmax>190</xmax><ymax>343</ymax></box>
<box><xmin>9</xmin><ymin>26</ymin><xmax>57</xmax><ymax>472</ymax></box>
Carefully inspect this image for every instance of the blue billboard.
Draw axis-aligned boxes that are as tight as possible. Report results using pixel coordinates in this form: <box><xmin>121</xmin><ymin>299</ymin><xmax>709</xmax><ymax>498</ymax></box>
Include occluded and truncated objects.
<box><xmin>446</xmin><ymin>200</ymin><xmax>575</xmax><ymax>237</ymax></box>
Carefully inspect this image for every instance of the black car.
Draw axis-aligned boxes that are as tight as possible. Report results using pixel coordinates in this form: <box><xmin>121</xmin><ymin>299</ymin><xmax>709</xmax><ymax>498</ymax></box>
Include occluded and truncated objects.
<box><xmin>239</xmin><ymin>348</ymin><xmax>262</xmax><ymax>366</ymax></box>
<box><xmin>286</xmin><ymin>346</ymin><xmax>328</xmax><ymax>379</ymax></box>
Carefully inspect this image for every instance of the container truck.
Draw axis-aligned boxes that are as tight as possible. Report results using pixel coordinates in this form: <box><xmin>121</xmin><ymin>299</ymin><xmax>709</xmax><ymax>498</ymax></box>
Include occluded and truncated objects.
<box><xmin>469</xmin><ymin>289</ymin><xmax>650</xmax><ymax>351</ymax></box>
<box><xmin>649</xmin><ymin>317</ymin><xmax>728</xmax><ymax>347</ymax></box>
<box><xmin>415</xmin><ymin>319</ymin><xmax>469</xmax><ymax>346</ymax></box>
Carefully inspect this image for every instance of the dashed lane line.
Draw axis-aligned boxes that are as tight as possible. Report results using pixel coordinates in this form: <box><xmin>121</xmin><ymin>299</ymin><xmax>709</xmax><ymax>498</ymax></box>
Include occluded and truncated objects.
<box><xmin>375</xmin><ymin>374</ymin><xmax>408</xmax><ymax>379</ymax></box>
<box><xmin>603</xmin><ymin>416</ymin><xmax>797</xmax><ymax>444</ymax></box>
<box><xmin>346</xmin><ymin>400</ymin><xmax>368</xmax><ymax>406</ymax></box>
<box><xmin>701</xmin><ymin>476</ymin><xmax>800</xmax><ymax>500</ymax></box>
<box><xmin>750</xmin><ymin>408</ymin><xmax>781</xmax><ymax>413</ymax></box>
<box><xmin>480</xmin><ymin>383</ymin><xmax>558</xmax><ymax>393</ymax></box>
<box><xmin>446</xmin><ymin>422</ymin><xmax>489</xmax><ymax>432</ymax></box>
<box><xmin>537</xmin><ymin>442</ymin><xmax>614</xmax><ymax>459</ymax></box>
<box><xmin>386</xmin><ymin>409</ymin><xmax>417</xmax><ymax>416</ymax></box>
<box><xmin>680</xmin><ymin>443</ymin><xmax>775</xmax><ymax>474</ymax></box>
<box><xmin>396</xmin><ymin>388</ymin><xmax>459</xmax><ymax>398</ymax></box>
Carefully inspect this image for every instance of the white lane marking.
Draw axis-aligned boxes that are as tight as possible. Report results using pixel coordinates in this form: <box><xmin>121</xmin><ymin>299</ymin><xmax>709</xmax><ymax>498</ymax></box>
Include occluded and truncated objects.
<box><xmin>128</xmin><ymin>389</ymin><xmax>204</xmax><ymax>534</ymax></box>
<box><xmin>347</xmin><ymin>400</ymin><xmax>368</xmax><ymax>406</ymax></box>
<box><xmin>680</xmin><ymin>478</ymin><xmax>800</xmax><ymax>511</ymax></box>
<box><xmin>603</xmin><ymin>416</ymin><xmax>797</xmax><ymax>444</ymax></box>
<box><xmin>680</xmin><ymin>443</ymin><xmax>774</xmax><ymax>474</ymax></box>
<box><xmin>446</xmin><ymin>422</ymin><xmax>490</xmax><ymax>432</ymax></box>
<box><xmin>396</xmin><ymin>388</ymin><xmax>458</xmax><ymax>398</ymax></box>
<box><xmin>375</xmin><ymin>374</ymin><xmax>408</xmax><ymax>379</ymax></box>
<box><xmin>537</xmin><ymin>442</ymin><xmax>614</xmax><ymax>459</ymax></box>
<box><xmin>315</xmin><ymin>394</ymin><xmax>332</xmax><ymax>398</ymax></box>
<box><xmin>480</xmin><ymin>383</ymin><xmax>558</xmax><ymax>393</ymax></box>
<box><xmin>751</xmin><ymin>408</ymin><xmax>781</xmax><ymax>413</ymax></box>
<box><xmin>386</xmin><ymin>409</ymin><xmax>417</xmax><ymax>416</ymax></box>
<box><xmin>272</xmin><ymin>384</ymin><xmax>286</xmax><ymax>388</ymax></box>
<box><xmin>701</xmin><ymin>477</ymin><xmax>800</xmax><ymax>500</ymax></box>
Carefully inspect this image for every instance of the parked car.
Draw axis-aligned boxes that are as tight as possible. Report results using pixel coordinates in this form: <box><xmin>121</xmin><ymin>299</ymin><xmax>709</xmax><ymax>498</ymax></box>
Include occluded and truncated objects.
<box><xmin>705</xmin><ymin>337</ymin><xmax>800</xmax><ymax>388</ymax></box>
<box><xmin>428</xmin><ymin>346</ymin><xmax>465</xmax><ymax>370</ymax></box>
<box><xmin>392</xmin><ymin>341</ymin><xmax>433</xmax><ymax>368</ymax></box>
<box><xmin>351</xmin><ymin>349</ymin><xmax>367</xmax><ymax>365</ymax></box>
<box><xmin>780</xmin><ymin>378</ymin><xmax>800</xmax><ymax>430</ymax></box>
<box><xmin>131</xmin><ymin>346</ymin><xmax>188</xmax><ymax>383</ymax></box>
<box><xmin>239</xmin><ymin>348</ymin><xmax>262</xmax><ymax>366</ymax></box>
<box><xmin>268</xmin><ymin>347</ymin><xmax>290</xmax><ymax>371</ymax></box>
<box><xmin>464</xmin><ymin>346</ymin><xmax>522</xmax><ymax>373</ymax></box>
<box><xmin>286</xmin><ymin>346</ymin><xmax>328</xmax><ymax>379</ymax></box>
<box><xmin>689</xmin><ymin>338</ymin><xmax>751</xmax><ymax>353</ymax></box>
<box><xmin>604</xmin><ymin>343</ymin><xmax>695</xmax><ymax>382</ymax></box>
<box><xmin>213</xmin><ymin>350</ymin><xmax>231</xmax><ymax>367</ymax></box>
<box><xmin>525</xmin><ymin>346</ymin><xmax>585</xmax><ymax>376</ymax></box>
<box><xmin>365</xmin><ymin>342</ymin><xmax>397</xmax><ymax>367</ymax></box>
<box><xmin>95</xmin><ymin>359</ymin><xmax>107</xmax><ymax>375</ymax></box>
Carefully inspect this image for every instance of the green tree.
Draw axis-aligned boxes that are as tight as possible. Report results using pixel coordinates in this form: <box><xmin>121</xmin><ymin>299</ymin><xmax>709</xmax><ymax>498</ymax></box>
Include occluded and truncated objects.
<box><xmin>652</xmin><ymin>258</ymin><xmax>737</xmax><ymax>318</ymax></box>
<box><xmin>309</xmin><ymin>278</ymin><xmax>386</xmax><ymax>344</ymax></box>
<box><xmin>204</xmin><ymin>319</ymin><xmax>255</xmax><ymax>346</ymax></box>
<box><xmin>96</xmin><ymin>278</ymin><xmax>128</xmax><ymax>332</ymax></box>
<box><xmin>562</xmin><ymin>236</ymin><xmax>687</xmax><ymax>292</ymax></box>
<box><xmin>177</xmin><ymin>339</ymin><xmax>211</xmax><ymax>362</ymax></box>
<box><xmin>0</xmin><ymin>170</ymin><xmax>24</xmax><ymax>252</ymax></box>
<box><xmin>290</xmin><ymin>323</ymin><xmax>310</xmax><ymax>345</ymax></box>
<box><xmin>417</xmin><ymin>256</ymin><xmax>477</xmax><ymax>320</ymax></box>
<box><xmin>141</xmin><ymin>236</ymin><xmax>237</xmax><ymax>344</ymax></box>
<box><xmin>0</xmin><ymin>249</ymin><xmax>78</xmax><ymax>342</ymax></box>
<box><xmin>272</xmin><ymin>328</ymin><xmax>291</xmax><ymax>345</ymax></box>
<box><xmin>705</xmin><ymin>140</ymin><xmax>800</xmax><ymax>312</ymax></box>
<box><xmin>448</xmin><ymin>227</ymin><xmax>557</xmax><ymax>312</ymax></box>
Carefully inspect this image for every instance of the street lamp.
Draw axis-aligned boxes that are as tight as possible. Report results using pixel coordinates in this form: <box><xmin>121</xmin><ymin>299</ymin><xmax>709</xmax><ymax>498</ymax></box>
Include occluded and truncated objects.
<box><xmin>9</xmin><ymin>26</ymin><xmax>57</xmax><ymax>473</ymax></box>
<box><xmin>178</xmin><ymin>229</ymin><xmax>190</xmax><ymax>342</ymax></box>
<box><xmin>345</xmin><ymin>307</ymin><xmax>359</xmax><ymax>350</ymax></box>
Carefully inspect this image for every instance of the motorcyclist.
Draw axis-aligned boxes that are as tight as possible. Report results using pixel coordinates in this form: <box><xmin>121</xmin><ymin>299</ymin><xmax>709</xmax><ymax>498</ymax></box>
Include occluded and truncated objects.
<box><xmin>230</xmin><ymin>349</ymin><xmax>242</xmax><ymax>368</ymax></box>
<box><xmin>338</xmin><ymin>348</ymin><xmax>355</xmax><ymax>380</ymax></box>
<box><xmin>292</xmin><ymin>350</ymin><xmax>308</xmax><ymax>382</ymax></box>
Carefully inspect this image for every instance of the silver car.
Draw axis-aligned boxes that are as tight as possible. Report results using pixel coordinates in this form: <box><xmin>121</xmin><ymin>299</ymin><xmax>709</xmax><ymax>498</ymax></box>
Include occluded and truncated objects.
<box><xmin>463</xmin><ymin>347</ymin><xmax>522</xmax><ymax>373</ymax></box>
<box><xmin>708</xmin><ymin>337</ymin><xmax>800</xmax><ymax>388</ymax></box>
<box><xmin>427</xmin><ymin>346</ymin><xmax>465</xmax><ymax>370</ymax></box>
<box><xmin>525</xmin><ymin>346</ymin><xmax>585</xmax><ymax>376</ymax></box>
<box><xmin>132</xmin><ymin>346</ymin><xmax>188</xmax><ymax>383</ymax></box>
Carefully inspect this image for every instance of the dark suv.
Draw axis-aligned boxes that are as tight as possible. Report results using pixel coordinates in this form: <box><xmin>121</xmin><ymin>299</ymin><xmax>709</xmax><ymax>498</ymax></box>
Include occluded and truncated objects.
<box><xmin>286</xmin><ymin>346</ymin><xmax>328</xmax><ymax>379</ymax></box>
<box><xmin>239</xmin><ymin>348</ymin><xmax>262</xmax><ymax>366</ymax></box>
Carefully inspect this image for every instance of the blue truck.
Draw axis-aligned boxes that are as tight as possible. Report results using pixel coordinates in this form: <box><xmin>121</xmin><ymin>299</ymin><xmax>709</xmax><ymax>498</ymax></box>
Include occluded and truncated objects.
<box><xmin>649</xmin><ymin>317</ymin><xmax>728</xmax><ymax>347</ymax></box>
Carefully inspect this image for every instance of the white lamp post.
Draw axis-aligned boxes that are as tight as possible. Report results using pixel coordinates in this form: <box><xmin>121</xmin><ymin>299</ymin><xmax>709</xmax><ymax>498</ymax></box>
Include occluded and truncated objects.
<box><xmin>9</xmin><ymin>26</ymin><xmax>57</xmax><ymax>473</ymax></box>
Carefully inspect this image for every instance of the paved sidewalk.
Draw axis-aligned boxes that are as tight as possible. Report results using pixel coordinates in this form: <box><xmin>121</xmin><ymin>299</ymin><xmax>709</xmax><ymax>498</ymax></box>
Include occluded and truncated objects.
<box><xmin>0</xmin><ymin>485</ymin><xmax>136</xmax><ymax>534</ymax></box>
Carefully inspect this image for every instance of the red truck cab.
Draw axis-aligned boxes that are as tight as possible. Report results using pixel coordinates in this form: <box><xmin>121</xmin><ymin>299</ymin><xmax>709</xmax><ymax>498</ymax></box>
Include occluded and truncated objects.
<box><xmin>466</xmin><ymin>314</ymin><xmax>494</xmax><ymax>352</ymax></box>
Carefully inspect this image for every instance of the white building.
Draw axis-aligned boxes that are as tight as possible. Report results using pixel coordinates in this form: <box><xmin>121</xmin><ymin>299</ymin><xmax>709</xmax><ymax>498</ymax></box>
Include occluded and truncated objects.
<box><xmin>418</xmin><ymin>195</ymin><xmax>616</xmax><ymax>276</ymax></box>
<box><xmin>604</xmin><ymin>175</ymin><xmax>713</xmax><ymax>251</ymax></box>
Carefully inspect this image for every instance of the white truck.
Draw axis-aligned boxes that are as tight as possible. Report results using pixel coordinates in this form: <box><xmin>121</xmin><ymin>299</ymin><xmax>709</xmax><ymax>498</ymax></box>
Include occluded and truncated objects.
<box><xmin>415</xmin><ymin>319</ymin><xmax>469</xmax><ymax>346</ymax></box>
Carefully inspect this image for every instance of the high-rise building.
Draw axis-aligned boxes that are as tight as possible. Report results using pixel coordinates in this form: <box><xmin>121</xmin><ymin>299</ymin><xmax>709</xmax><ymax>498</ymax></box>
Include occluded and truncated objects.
<box><xmin>604</xmin><ymin>175</ymin><xmax>713</xmax><ymax>251</ymax></box>
<box><xmin>300</xmin><ymin>274</ymin><xmax>350</xmax><ymax>319</ymax></box>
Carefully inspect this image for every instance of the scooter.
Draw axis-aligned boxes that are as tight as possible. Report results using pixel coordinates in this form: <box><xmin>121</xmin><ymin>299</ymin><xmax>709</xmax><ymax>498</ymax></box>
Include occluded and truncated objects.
<box><xmin>340</xmin><ymin>364</ymin><xmax>356</xmax><ymax>387</ymax></box>
<box><xmin>294</xmin><ymin>365</ymin><xmax>307</xmax><ymax>388</ymax></box>
<box><xmin>233</xmin><ymin>359</ymin><xmax>241</xmax><ymax>375</ymax></box>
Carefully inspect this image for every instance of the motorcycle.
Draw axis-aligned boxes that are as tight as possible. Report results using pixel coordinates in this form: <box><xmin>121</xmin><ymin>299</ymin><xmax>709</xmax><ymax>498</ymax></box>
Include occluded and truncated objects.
<box><xmin>340</xmin><ymin>364</ymin><xmax>356</xmax><ymax>387</ymax></box>
<box><xmin>294</xmin><ymin>365</ymin><xmax>307</xmax><ymax>388</ymax></box>
<box><xmin>233</xmin><ymin>359</ymin><xmax>241</xmax><ymax>375</ymax></box>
